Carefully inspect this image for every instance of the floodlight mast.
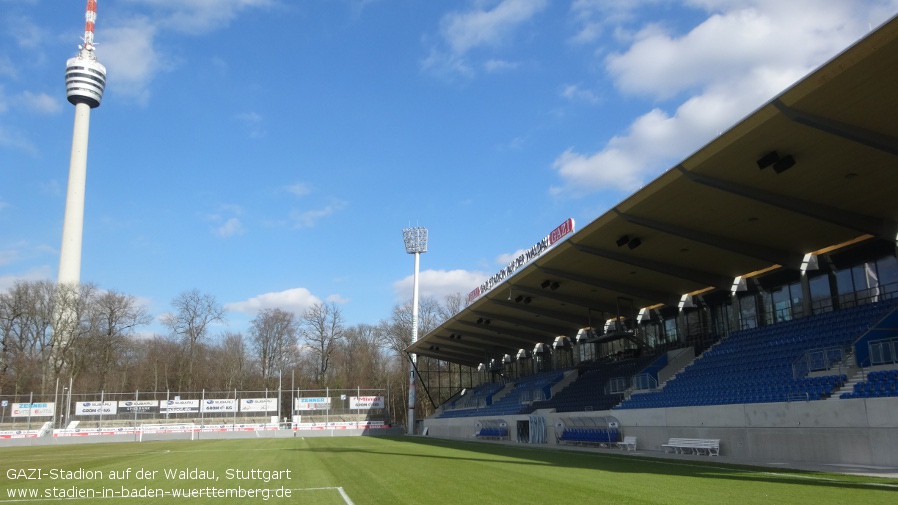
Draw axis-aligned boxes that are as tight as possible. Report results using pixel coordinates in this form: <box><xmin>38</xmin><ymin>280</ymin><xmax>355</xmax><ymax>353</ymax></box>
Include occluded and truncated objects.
<box><xmin>402</xmin><ymin>226</ymin><xmax>428</xmax><ymax>435</ymax></box>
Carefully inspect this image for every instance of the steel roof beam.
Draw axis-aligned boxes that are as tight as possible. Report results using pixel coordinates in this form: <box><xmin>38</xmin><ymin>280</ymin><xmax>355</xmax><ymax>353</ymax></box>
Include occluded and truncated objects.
<box><xmin>506</xmin><ymin>284</ymin><xmax>621</xmax><ymax>314</ymax></box>
<box><xmin>612</xmin><ymin>209</ymin><xmax>801</xmax><ymax>268</ymax></box>
<box><xmin>676</xmin><ymin>166</ymin><xmax>895</xmax><ymax>238</ymax></box>
<box><xmin>537</xmin><ymin>266</ymin><xmax>678</xmax><ymax>305</ymax></box>
<box><xmin>773</xmin><ymin>100</ymin><xmax>898</xmax><ymax>157</ymax></box>
<box><xmin>487</xmin><ymin>299</ymin><xmax>589</xmax><ymax>328</ymax></box>
<box><xmin>569</xmin><ymin>240</ymin><xmax>731</xmax><ymax>288</ymax></box>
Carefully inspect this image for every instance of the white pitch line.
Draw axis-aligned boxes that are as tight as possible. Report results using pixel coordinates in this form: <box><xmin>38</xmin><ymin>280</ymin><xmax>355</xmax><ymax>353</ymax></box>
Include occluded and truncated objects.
<box><xmin>292</xmin><ymin>486</ymin><xmax>355</xmax><ymax>505</ymax></box>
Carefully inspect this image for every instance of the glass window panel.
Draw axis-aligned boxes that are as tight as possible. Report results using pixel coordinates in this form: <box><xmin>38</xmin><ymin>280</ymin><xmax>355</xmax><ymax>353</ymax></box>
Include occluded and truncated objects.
<box><xmin>808</xmin><ymin>274</ymin><xmax>833</xmax><ymax>314</ymax></box>
<box><xmin>739</xmin><ymin>295</ymin><xmax>758</xmax><ymax>330</ymax></box>
<box><xmin>876</xmin><ymin>255</ymin><xmax>898</xmax><ymax>294</ymax></box>
<box><xmin>835</xmin><ymin>268</ymin><xmax>854</xmax><ymax>295</ymax></box>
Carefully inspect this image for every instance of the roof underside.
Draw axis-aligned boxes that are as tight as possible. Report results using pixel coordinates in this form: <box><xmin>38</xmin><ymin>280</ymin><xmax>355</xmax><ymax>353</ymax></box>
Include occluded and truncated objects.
<box><xmin>408</xmin><ymin>15</ymin><xmax>898</xmax><ymax>368</ymax></box>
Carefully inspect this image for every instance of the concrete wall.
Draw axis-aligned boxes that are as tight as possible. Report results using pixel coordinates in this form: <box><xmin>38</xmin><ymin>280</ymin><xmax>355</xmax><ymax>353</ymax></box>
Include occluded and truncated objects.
<box><xmin>422</xmin><ymin>398</ymin><xmax>898</xmax><ymax>466</ymax></box>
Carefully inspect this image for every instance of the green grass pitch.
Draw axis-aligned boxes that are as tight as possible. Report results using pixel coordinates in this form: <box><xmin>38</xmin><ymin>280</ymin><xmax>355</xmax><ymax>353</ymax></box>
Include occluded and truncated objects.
<box><xmin>1</xmin><ymin>436</ymin><xmax>895</xmax><ymax>504</ymax></box>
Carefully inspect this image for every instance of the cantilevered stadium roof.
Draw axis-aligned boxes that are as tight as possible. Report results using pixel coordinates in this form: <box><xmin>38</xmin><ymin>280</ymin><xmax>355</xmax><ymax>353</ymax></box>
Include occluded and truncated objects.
<box><xmin>408</xmin><ymin>15</ymin><xmax>898</xmax><ymax>368</ymax></box>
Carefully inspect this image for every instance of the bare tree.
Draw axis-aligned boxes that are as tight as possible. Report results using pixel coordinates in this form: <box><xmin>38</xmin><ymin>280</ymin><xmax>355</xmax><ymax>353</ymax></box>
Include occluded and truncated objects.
<box><xmin>160</xmin><ymin>289</ymin><xmax>226</xmax><ymax>391</ymax></box>
<box><xmin>333</xmin><ymin>323</ymin><xmax>388</xmax><ymax>388</ymax></box>
<box><xmin>438</xmin><ymin>292</ymin><xmax>466</xmax><ymax>322</ymax></box>
<box><xmin>72</xmin><ymin>289</ymin><xmax>151</xmax><ymax>391</ymax></box>
<box><xmin>379</xmin><ymin>296</ymin><xmax>442</xmax><ymax>356</ymax></box>
<box><xmin>375</xmin><ymin>295</ymin><xmax>461</xmax><ymax>425</ymax></box>
<box><xmin>249</xmin><ymin>308</ymin><xmax>299</xmax><ymax>388</ymax></box>
<box><xmin>129</xmin><ymin>335</ymin><xmax>181</xmax><ymax>393</ymax></box>
<box><xmin>0</xmin><ymin>281</ymin><xmax>36</xmax><ymax>396</ymax></box>
<box><xmin>300</xmin><ymin>302</ymin><xmax>344</xmax><ymax>386</ymax></box>
<box><xmin>0</xmin><ymin>280</ymin><xmax>90</xmax><ymax>395</ymax></box>
<box><xmin>214</xmin><ymin>332</ymin><xmax>249</xmax><ymax>391</ymax></box>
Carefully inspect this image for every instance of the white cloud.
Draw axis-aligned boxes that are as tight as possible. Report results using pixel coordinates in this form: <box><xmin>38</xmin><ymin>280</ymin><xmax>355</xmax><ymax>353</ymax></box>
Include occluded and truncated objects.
<box><xmin>99</xmin><ymin>18</ymin><xmax>165</xmax><ymax>104</ymax></box>
<box><xmin>236</xmin><ymin>112</ymin><xmax>265</xmax><ymax>138</ymax></box>
<box><xmin>568</xmin><ymin>0</ymin><xmax>661</xmax><ymax>44</ymax></box>
<box><xmin>204</xmin><ymin>204</ymin><xmax>245</xmax><ymax>237</ymax></box>
<box><xmin>483</xmin><ymin>59</ymin><xmax>520</xmax><ymax>73</ymax></box>
<box><xmin>605</xmin><ymin>3</ymin><xmax>861</xmax><ymax>100</ymax></box>
<box><xmin>393</xmin><ymin>268</ymin><xmax>488</xmax><ymax>302</ymax></box>
<box><xmin>442</xmin><ymin>0</ymin><xmax>549</xmax><ymax>54</ymax></box>
<box><xmin>284</xmin><ymin>182</ymin><xmax>312</xmax><ymax>197</ymax></box>
<box><xmin>423</xmin><ymin>0</ymin><xmax>548</xmax><ymax>77</ymax></box>
<box><xmin>0</xmin><ymin>55</ymin><xmax>14</xmax><ymax>80</ymax></box>
<box><xmin>551</xmin><ymin>0</ymin><xmax>894</xmax><ymax>197</ymax></box>
<box><xmin>560</xmin><ymin>83</ymin><xmax>600</xmax><ymax>104</ymax></box>
<box><xmin>326</xmin><ymin>293</ymin><xmax>349</xmax><ymax>304</ymax></box>
<box><xmin>290</xmin><ymin>200</ymin><xmax>347</xmax><ymax>229</ymax></box>
<box><xmin>0</xmin><ymin>91</ymin><xmax>59</xmax><ymax>153</ymax></box>
<box><xmin>12</xmin><ymin>14</ymin><xmax>46</xmax><ymax>50</ymax></box>
<box><xmin>225</xmin><ymin>287</ymin><xmax>321</xmax><ymax>315</ymax></box>
<box><xmin>496</xmin><ymin>249</ymin><xmax>527</xmax><ymax>266</ymax></box>
<box><xmin>18</xmin><ymin>91</ymin><xmax>61</xmax><ymax>114</ymax></box>
<box><xmin>0</xmin><ymin>125</ymin><xmax>38</xmax><ymax>155</ymax></box>
<box><xmin>93</xmin><ymin>1</ymin><xmax>274</xmax><ymax>104</ymax></box>
<box><xmin>0</xmin><ymin>265</ymin><xmax>52</xmax><ymax>292</ymax></box>
<box><xmin>0</xmin><ymin>249</ymin><xmax>18</xmax><ymax>266</ymax></box>
<box><xmin>130</xmin><ymin>0</ymin><xmax>276</xmax><ymax>35</ymax></box>
<box><xmin>215</xmin><ymin>217</ymin><xmax>244</xmax><ymax>238</ymax></box>
<box><xmin>39</xmin><ymin>179</ymin><xmax>62</xmax><ymax>197</ymax></box>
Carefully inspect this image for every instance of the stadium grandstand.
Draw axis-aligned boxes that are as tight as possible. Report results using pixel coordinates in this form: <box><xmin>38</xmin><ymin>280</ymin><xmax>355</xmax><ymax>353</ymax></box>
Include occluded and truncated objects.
<box><xmin>409</xmin><ymin>14</ymin><xmax>898</xmax><ymax>468</ymax></box>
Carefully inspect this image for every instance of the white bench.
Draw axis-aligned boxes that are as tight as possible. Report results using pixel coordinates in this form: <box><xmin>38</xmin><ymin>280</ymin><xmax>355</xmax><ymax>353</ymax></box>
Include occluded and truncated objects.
<box><xmin>617</xmin><ymin>436</ymin><xmax>637</xmax><ymax>451</ymax></box>
<box><xmin>661</xmin><ymin>438</ymin><xmax>720</xmax><ymax>456</ymax></box>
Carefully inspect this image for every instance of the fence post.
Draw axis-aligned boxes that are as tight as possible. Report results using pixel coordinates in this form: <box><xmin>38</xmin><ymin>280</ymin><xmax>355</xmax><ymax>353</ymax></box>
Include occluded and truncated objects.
<box><xmin>27</xmin><ymin>391</ymin><xmax>33</xmax><ymax>432</ymax></box>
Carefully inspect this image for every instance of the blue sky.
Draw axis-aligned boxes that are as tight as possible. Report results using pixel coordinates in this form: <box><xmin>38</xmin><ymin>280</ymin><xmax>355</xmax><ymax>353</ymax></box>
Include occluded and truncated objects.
<box><xmin>2</xmin><ymin>0</ymin><xmax>897</xmax><ymax>334</ymax></box>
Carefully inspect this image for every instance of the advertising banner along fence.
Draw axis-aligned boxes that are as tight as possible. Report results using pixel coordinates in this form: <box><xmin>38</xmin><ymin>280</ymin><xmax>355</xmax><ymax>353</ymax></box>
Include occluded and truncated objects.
<box><xmin>10</xmin><ymin>403</ymin><xmax>55</xmax><ymax>418</ymax></box>
<box><xmin>349</xmin><ymin>396</ymin><xmax>385</xmax><ymax>409</ymax></box>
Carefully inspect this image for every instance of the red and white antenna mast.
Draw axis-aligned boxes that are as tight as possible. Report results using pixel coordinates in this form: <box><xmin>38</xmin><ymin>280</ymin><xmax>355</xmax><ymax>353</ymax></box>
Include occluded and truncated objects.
<box><xmin>82</xmin><ymin>0</ymin><xmax>98</xmax><ymax>51</ymax></box>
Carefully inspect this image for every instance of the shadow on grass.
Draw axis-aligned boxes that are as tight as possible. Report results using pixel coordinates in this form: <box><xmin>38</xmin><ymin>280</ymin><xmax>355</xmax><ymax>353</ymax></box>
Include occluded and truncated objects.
<box><xmin>289</xmin><ymin>435</ymin><xmax>898</xmax><ymax>492</ymax></box>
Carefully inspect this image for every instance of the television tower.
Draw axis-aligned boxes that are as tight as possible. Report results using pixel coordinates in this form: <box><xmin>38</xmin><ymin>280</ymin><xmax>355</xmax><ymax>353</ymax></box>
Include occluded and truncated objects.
<box><xmin>58</xmin><ymin>0</ymin><xmax>106</xmax><ymax>286</ymax></box>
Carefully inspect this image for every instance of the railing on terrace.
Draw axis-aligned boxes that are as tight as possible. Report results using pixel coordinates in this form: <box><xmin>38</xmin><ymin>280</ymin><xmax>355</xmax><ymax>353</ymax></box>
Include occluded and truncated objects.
<box><xmin>792</xmin><ymin>346</ymin><xmax>847</xmax><ymax>380</ymax></box>
<box><xmin>869</xmin><ymin>337</ymin><xmax>898</xmax><ymax>366</ymax></box>
<box><xmin>606</xmin><ymin>377</ymin><xmax>628</xmax><ymax>395</ymax></box>
<box><xmin>631</xmin><ymin>373</ymin><xmax>658</xmax><ymax>391</ymax></box>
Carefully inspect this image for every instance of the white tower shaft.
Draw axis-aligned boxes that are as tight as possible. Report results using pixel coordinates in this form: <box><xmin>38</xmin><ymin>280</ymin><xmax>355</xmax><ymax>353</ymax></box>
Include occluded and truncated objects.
<box><xmin>58</xmin><ymin>103</ymin><xmax>91</xmax><ymax>285</ymax></box>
